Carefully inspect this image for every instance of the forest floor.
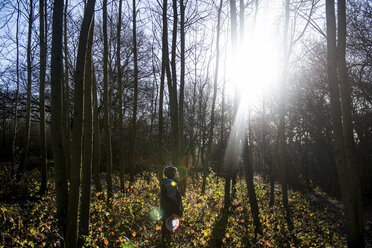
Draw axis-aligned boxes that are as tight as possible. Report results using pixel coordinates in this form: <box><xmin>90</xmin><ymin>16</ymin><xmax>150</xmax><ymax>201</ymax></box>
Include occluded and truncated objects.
<box><xmin>0</xmin><ymin>165</ymin><xmax>370</xmax><ymax>247</ymax></box>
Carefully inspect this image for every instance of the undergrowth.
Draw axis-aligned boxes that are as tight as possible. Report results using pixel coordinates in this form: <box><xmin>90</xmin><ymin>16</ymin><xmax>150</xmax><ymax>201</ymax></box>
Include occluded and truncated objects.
<box><xmin>0</xmin><ymin>167</ymin><xmax>346</xmax><ymax>247</ymax></box>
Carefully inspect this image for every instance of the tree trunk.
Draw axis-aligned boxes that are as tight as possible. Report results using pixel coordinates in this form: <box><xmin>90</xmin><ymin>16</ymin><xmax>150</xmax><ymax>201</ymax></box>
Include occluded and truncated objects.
<box><xmin>179</xmin><ymin>0</ymin><xmax>186</xmax><ymax>196</ymax></box>
<box><xmin>337</xmin><ymin>1</ymin><xmax>364</xmax><ymax>240</ymax></box>
<box><xmin>64</xmin><ymin>0</ymin><xmax>72</xmax><ymax>181</ymax></box>
<box><xmin>12</xmin><ymin>0</ymin><xmax>21</xmax><ymax>175</ymax></box>
<box><xmin>169</xmin><ymin>0</ymin><xmax>179</xmax><ymax>165</ymax></box>
<box><xmin>102</xmin><ymin>0</ymin><xmax>113</xmax><ymax>202</ymax></box>
<box><xmin>203</xmin><ymin>0</ymin><xmax>223</xmax><ymax>195</ymax></box>
<box><xmin>92</xmin><ymin>69</ymin><xmax>102</xmax><ymax>192</ymax></box>
<box><xmin>65</xmin><ymin>0</ymin><xmax>95</xmax><ymax>246</ymax></box>
<box><xmin>279</xmin><ymin>0</ymin><xmax>291</xmax><ymax>222</ymax></box>
<box><xmin>159</xmin><ymin>0</ymin><xmax>171</xmax><ymax>179</ymax></box>
<box><xmin>243</xmin><ymin>134</ymin><xmax>262</xmax><ymax>234</ymax></box>
<box><xmin>39</xmin><ymin>0</ymin><xmax>47</xmax><ymax>195</ymax></box>
<box><xmin>326</xmin><ymin>1</ymin><xmax>364</xmax><ymax>246</ymax></box>
<box><xmin>224</xmin><ymin>0</ymin><xmax>238</xmax><ymax>208</ymax></box>
<box><xmin>117</xmin><ymin>0</ymin><xmax>125</xmax><ymax>192</ymax></box>
<box><xmin>78</xmin><ymin>19</ymin><xmax>94</xmax><ymax>246</ymax></box>
<box><xmin>158</xmin><ymin>0</ymin><xmax>165</xmax><ymax>180</ymax></box>
<box><xmin>19</xmin><ymin>0</ymin><xmax>34</xmax><ymax>175</ymax></box>
<box><xmin>129</xmin><ymin>0</ymin><xmax>139</xmax><ymax>184</ymax></box>
<box><xmin>50</xmin><ymin>0</ymin><xmax>68</xmax><ymax>238</ymax></box>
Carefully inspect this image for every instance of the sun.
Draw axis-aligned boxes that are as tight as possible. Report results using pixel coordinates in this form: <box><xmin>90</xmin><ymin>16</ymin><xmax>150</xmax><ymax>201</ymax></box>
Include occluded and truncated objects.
<box><xmin>226</xmin><ymin>13</ymin><xmax>280</xmax><ymax>111</ymax></box>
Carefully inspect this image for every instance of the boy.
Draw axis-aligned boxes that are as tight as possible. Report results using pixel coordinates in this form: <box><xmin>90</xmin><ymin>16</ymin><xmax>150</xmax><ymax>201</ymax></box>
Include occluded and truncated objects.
<box><xmin>160</xmin><ymin>166</ymin><xmax>183</xmax><ymax>244</ymax></box>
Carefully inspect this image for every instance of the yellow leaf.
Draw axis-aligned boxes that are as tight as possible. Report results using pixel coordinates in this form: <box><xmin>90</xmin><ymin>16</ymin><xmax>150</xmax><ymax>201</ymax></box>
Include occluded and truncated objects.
<box><xmin>104</xmin><ymin>239</ymin><xmax>109</xmax><ymax>246</ymax></box>
<box><xmin>265</xmin><ymin>240</ymin><xmax>272</xmax><ymax>247</ymax></box>
<box><xmin>156</xmin><ymin>226</ymin><xmax>161</xmax><ymax>231</ymax></box>
<box><xmin>132</xmin><ymin>231</ymin><xmax>137</xmax><ymax>237</ymax></box>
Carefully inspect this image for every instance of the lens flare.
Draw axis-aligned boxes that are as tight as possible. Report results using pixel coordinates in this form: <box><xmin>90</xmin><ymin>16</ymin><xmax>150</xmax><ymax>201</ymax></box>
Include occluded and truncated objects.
<box><xmin>166</xmin><ymin>215</ymin><xmax>180</xmax><ymax>231</ymax></box>
<box><xmin>150</xmin><ymin>207</ymin><xmax>161</xmax><ymax>221</ymax></box>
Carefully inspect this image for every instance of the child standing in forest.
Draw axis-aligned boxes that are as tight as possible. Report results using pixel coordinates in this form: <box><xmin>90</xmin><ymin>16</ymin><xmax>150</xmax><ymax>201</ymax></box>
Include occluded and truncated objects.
<box><xmin>160</xmin><ymin>166</ymin><xmax>183</xmax><ymax>245</ymax></box>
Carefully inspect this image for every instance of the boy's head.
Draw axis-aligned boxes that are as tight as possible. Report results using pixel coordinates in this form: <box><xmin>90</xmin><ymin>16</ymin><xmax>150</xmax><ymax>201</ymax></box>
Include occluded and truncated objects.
<box><xmin>163</xmin><ymin>166</ymin><xmax>178</xmax><ymax>179</ymax></box>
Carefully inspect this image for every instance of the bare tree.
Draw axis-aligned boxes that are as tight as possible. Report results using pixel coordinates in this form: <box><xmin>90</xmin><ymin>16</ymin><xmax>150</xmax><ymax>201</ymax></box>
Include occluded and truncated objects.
<box><xmin>50</xmin><ymin>0</ymin><xmax>68</xmax><ymax>239</ymax></box>
<box><xmin>103</xmin><ymin>0</ymin><xmax>113</xmax><ymax>202</ymax></box>
<box><xmin>326</xmin><ymin>0</ymin><xmax>364</xmax><ymax>246</ymax></box>
<box><xmin>19</xmin><ymin>0</ymin><xmax>34</xmax><ymax>175</ymax></box>
<box><xmin>65</xmin><ymin>0</ymin><xmax>96</xmax><ymax>246</ymax></box>
<box><xmin>92</xmin><ymin>69</ymin><xmax>102</xmax><ymax>192</ymax></box>
<box><xmin>117</xmin><ymin>0</ymin><xmax>125</xmax><ymax>192</ymax></box>
<box><xmin>78</xmin><ymin>16</ymin><xmax>94</xmax><ymax>245</ymax></box>
<box><xmin>39</xmin><ymin>0</ymin><xmax>47</xmax><ymax>195</ymax></box>
<box><xmin>129</xmin><ymin>0</ymin><xmax>139</xmax><ymax>183</ymax></box>
<box><xmin>12</xmin><ymin>0</ymin><xmax>20</xmax><ymax>175</ymax></box>
<box><xmin>63</xmin><ymin>0</ymin><xmax>72</xmax><ymax>179</ymax></box>
<box><xmin>278</xmin><ymin>0</ymin><xmax>291</xmax><ymax>224</ymax></box>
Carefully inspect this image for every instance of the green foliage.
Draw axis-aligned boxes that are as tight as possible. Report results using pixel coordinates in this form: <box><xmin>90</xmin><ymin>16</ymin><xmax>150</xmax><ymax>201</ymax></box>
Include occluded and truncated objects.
<box><xmin>0</xmin><ymin>168</ymin><xmax>346</xmax><ymax>247</ymax></box>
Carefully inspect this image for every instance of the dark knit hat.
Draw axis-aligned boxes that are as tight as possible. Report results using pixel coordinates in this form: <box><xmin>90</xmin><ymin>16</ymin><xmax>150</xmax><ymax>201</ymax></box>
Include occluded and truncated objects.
<box><xmin>163</xmin><ymin>166</ymin><xmax>178</xmax><ymax>179</ymax></box>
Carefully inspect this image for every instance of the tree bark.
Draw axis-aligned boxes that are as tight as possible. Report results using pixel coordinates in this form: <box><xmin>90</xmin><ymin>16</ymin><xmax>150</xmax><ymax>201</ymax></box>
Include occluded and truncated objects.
<box><xmin>12</xmin><ymin>0</ymin><xmax>21</xmax><ymax>175</ymax></box>
<box><xmin>326</xmin><ymin>0</ymin><xmax>365</xmax><ymax>246</ymax></box>
<box><xmin>78</xmin><ymin>18</ymin><xmax>94</xmax><ymax>245</ymax></box>
<box><xmin>92</xmin><ymin>69</ymin><xmax>102</xmax><ymax>192</ymax></box>
<box><xmin>50</xmin><ymin>0</ymin><xmax>68</xmax><ymax>238</ymax></box>
<box><xmin>65</xmin><ymin>0</ymin><xmax>95</xmax><ymax>246</ymax></box>
<box><xmin>129</xmin><ymin>0</ymin><xmax>139</xmax><ymax>184</ymax></box>
<box><xmin>279</xmin><ymin>0</ymin><xmax>291</xmax><ymax>222</ymax></box>
<box><xmin>39</xmin><ymin>0</ymin><xmax>47</xmax><ymax>195</ymax></box>
<box><xmin>103</xmin><ymin>0</ymin><xmax>113</xmax><ymax>202</ymax></box>
<box><xmin>64</xmin><ymin>0</ymin><xmax>72</xmax><ymax>180</ymax></box>
<box><xmin>203</xmin><ymin>0</ymin><xmax>223</xmax><ymax>195</ymax></box>
<box><xmin>158</xmin><ymin>0</ymin><xmax>166</xmax><ymax>178</ymax></box>
<box><xmin>117</xmin><ymin>0</ymin><xmax>125</xmax><ymax>192</ymax></box>
<box><xmin>169</xmin><ymin>0</ymin><xmax>179</xmax><ymax>165</ymax></box>
<box><xmin>243</xmin><ymin>134</ymin><xmax>262</xmax><ymax>234</ymax></box>
<box><xmin>19</xmin><ymin>0</ymin><xmax>34</xmax><ymax>175</ymax></box>
<box><xmin>337</xmin><ymin>1</ymin><xmax>364</xmax><ymax>236</ymax></box>
<box><xmin>179</xmin><ymin>0</ymin><xmax>186</xmax><ymax>195</ymax></box>
<box><xmin>224</xmin><ymin>0</ymin><xmax>238</xmax><ymax>207</ymax></box>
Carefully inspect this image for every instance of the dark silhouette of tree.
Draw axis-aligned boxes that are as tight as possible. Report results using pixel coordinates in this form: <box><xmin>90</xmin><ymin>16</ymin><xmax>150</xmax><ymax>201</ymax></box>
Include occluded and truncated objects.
<box><xmin>39</xmin><ymin>0</ymin><xmax>47</xmax><ymax>195</ymax></box>
<box><xmin>50</xmin><ymin>0</ymin><xmax>68</xmax><ymax>239</ymax></box>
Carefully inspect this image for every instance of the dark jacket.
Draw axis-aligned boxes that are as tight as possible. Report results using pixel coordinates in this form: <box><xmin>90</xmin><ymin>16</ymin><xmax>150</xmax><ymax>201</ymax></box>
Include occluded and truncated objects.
<box><xmin>160</xmin><ymin>178</ymin><xmax>183</xmax><ymax>218</ymax></box>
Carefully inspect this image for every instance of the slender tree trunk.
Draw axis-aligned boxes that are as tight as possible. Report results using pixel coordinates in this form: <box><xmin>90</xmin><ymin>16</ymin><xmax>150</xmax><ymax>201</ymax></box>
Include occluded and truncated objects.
<box><xmin>337</xmin><ymin>1</ymin><xmax>364</xmax><ymax>243</ymax></box>
<box><xmin>129</xmin><ymin>0</ymin><xmax>139</xmax><ymax>183</ymax></box>
<box><xmin>92</xmin><ymin>69</ymin><xmax>102</xmax><ymax>192</ymax></box>
<box><xmin>203</xmin><ymin>0</ymin><xmax>223</xmax><ymax>195</ymax></box>
<box><xmin>50</xmin><ymin>0</ymin><xmax>68</xmax><ymax>238</ymax></box>
<box><xmin>269</xmin><ymin>158</ymin><xmax>275</xmax><ymax>207</ymax></box>
<box><xmin>65</xmin><ymin>0</ymin><xmax>95</xmax><ymax>246</ymax></box>
<box><xmin>178</xmin><ymin>0</ymin><xmax>186</xmax><ymax>195</ymax></box>
<box><xmin>117</xmin><ymin>0</ymin><xmax>125</xmax><ymax>192</ymax></box>
<box><xmin>243</xmin><ymin>134</ymin><xmax>262</xmax><ymax>234</ymax></box>
<box><xmin>12</xmin><ymin>0</ymin><xmax>21</xmax><ymax>175</ymax></box>
<box><xmin>19</xmin><ymin>0</ymin><xmax>34</xmax><ymax>175</ymax></box>
<box><xmin>158</xmin><ymin>38</ymin><xmax>165</xmax><ymax>181</ymax></box>
<box><xmin>64</xmin><ymin>0</ymin><xmax>72</xmax><ymax>181</ymax></box>
<box><xmin>169</xmin><ymin>0</ymin><xmax>179</xmax><ymax>165</ymax></box>
<box><xmin>39</xmin><ymin>0</ymin><xmax>47</xmax><ymax>195</ymax></box>
<box><xmin>102</xmin><ymin>0</ymin><xmax>113</xmax><ymax>202</ymax></box>
<box><xmin>160</xmin><ymin>0</ymin><xmax>173</xmax><ymax>171</ymax></box>
<box><xmin>326</xmin><ymin>1</ymin><xmax>364</xmax><ymax>246</ymax></box>
<box><xmin>78</xmin><ymin>19</ymin><xmax>94</xmax><ymax>246</ymax></box>
<box><xmin>224</xmin><ymin>0</ymin><xmax>238</xmax><ymax>207</ymax></box>
<box><xmin>279</xmin><ymin>0</ymin><xmax>291</xmax><ymax>222</ymax></box>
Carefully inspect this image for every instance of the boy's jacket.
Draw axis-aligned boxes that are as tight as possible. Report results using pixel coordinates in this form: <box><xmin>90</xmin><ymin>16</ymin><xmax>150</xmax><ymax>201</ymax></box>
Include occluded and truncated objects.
<box><xmin>160</xmin><ymin>178</ymin><xmax>183</xmax><ymax>218</ymax></box>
